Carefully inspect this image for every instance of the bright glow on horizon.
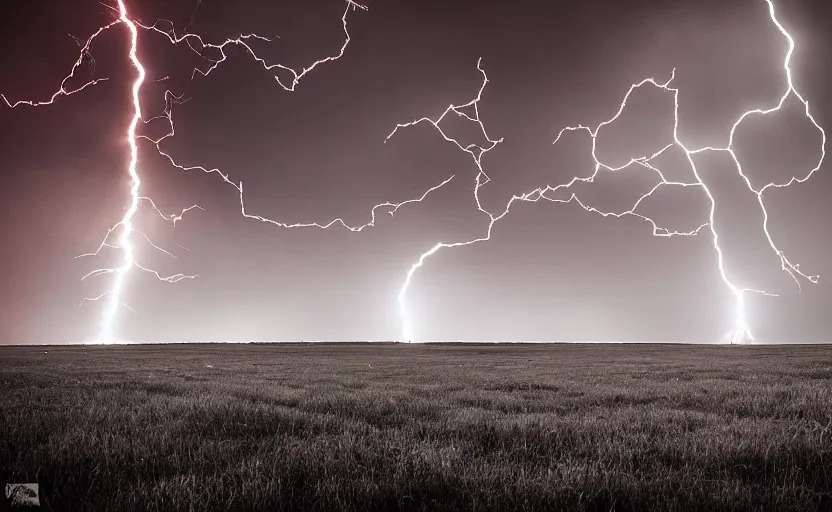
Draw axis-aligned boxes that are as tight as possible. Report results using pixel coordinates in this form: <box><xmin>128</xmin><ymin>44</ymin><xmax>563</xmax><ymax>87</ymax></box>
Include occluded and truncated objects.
<box><xmin>1</xmin><ymin>0</ymin><xmax>826</xmax><ymax>344</ymax></box>
<box><xmin>93</xmin><ymin>0</ymin><xmax>145</xmax><ymax>344</ymax></box>
<box><xmin>392</xmin><ymin>0</ymin><xmax>825</xmax><ymax>344</ymax></box>
<box><xmin>4</xmin><ymin>1</ymin><xmax>452</xmax><ymax>343</ymax></box>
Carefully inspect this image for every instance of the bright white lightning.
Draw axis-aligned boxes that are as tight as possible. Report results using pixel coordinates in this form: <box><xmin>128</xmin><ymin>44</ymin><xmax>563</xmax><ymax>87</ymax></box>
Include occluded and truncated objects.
<box><xmin>393</xmin><ymin>0</ymin><xmax>825</xmax><ymax>343</ymax></box>
<box><xmin>4</xmin><ymin>0</ymin><xmax>455</xmax><ymax>343</ymax></box>
<box><xmin>138</xmin><ymin>90</ymin><xmax>455</xmax><ymax>233</ymax></box>
<box><xmin>92</xmin><ymin>0</ymin><xmax>144</xmax><ymax>344</ymax></box>
<box><xmin>3</xmin><ymin>0</ymin><xmax>824</xmax><ymax>344</ymax></box>
<box><xmin>0</xmin><ymin>22</ymin><xmax>118</xmax><ymax>109</ymax></box>
<box><xmin>137</xmin><ymin>1</ymin><xmax>368</xmax><ymax>92</ymax></box>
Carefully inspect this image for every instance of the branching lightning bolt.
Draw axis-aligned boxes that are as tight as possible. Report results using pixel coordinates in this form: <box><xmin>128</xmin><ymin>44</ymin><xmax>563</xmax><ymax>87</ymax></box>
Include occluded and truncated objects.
<box><xmin>1</xmin><ymin>23</ymin><xmax>116</xmax><ymax>109</ymax></box>
<box><xmin>392</xmin><ymin>0</ymin><xmax>825</xmax><ymax>343</ymax></box>
<box><xmin>3</xmin><ymin>0</ymin><xmax>824</xmax><ymax>344</ymax></box>
<box><xmin>3</xmin><ymin>0</ymin><xmax>454</xmax><ymax>343</ymax></box>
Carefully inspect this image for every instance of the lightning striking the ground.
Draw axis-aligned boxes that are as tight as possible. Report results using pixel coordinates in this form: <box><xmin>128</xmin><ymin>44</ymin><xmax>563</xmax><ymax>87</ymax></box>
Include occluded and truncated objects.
<box><xmin>392</xmin><ymin>0</ymin><xmax>825</xmax><ymax>343</ymax></box>
<box><xmin>2</xmin><ymin>0</ymin><xmax>825</xmax><ymax>343</ymax></box>
<box><xmin>94</xmin><ymin>0</ymin><xmax>144</xmax><ymax>344</ymax></box>
<box><xmin>3</xmin><ymin>0</ymin><xmax>456</xmax><ymax>343</ymax></box>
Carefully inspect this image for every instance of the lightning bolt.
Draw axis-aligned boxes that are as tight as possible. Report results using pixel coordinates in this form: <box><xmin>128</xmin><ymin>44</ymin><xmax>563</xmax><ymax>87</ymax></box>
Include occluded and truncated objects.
<box><xmin>392</xmin><ymin>0</ymin><xmax>825</xmax><ymax>343</ymax></box>
<box><xmin>4</xmin><ymin>0</ymin><xmax>455</xmax><ymax>344</ymax></box>
<box><xmin>3</xmin><ymin>0</ymin><xmax>824</xmax><ymax>344</ymax></box>
<box><xmin>88</xmin><ymin>0</ymin><xmax>144</xmax><ymax>344</ymax></box>
<box><xmin>0</xmin><ymin>24</ymin><xmax>117</xmax><ymax>109</ymax></box>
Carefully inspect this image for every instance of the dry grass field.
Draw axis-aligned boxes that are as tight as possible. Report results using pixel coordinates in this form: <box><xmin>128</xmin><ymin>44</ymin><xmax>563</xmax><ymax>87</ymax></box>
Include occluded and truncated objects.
<box><xmin>1</xmin><ymin>342</ymin><xmax>831</xmax><ymax>511</ymax></box>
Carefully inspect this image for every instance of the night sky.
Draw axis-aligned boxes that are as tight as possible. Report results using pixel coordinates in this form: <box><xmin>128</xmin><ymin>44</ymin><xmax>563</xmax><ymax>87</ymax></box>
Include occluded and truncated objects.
<box><xmin>1</xmin><ymin>0</ymin><xmax>831</xmax><ymax>344</ymax></box>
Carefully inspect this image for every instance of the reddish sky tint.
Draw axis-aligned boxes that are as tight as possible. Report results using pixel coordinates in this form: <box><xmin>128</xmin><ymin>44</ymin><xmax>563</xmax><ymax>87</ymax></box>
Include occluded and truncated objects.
<box><xmin>1</xmin><ymin>0</ymin><xmax>830</xmax><ymax>343</ymax></box>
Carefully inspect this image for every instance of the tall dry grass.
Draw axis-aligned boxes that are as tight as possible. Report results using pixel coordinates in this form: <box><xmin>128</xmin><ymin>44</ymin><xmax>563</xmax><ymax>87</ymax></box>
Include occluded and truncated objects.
<box><xmin>1</xmin><ymin>343</ymin><xmax>830</xmax><ymax>511</ymax></box>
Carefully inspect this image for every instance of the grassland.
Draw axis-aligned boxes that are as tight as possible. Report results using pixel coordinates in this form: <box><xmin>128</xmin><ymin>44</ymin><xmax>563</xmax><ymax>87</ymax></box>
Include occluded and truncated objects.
<box><xmin>1</xmin><ymin>343</ymin><xmax>831</xmax><ymax>511</ymax></box>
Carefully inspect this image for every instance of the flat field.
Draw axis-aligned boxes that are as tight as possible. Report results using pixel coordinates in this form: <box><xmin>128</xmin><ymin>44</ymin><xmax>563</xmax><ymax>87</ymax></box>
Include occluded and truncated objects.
<box><xmin>1</xmin><ymin>343</ymin><xmax>831</xmax><ymax>511</ymax></box>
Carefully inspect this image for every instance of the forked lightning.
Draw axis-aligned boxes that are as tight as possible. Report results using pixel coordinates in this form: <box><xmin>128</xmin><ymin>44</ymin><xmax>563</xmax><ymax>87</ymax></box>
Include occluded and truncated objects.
<box><xmin>391</xmin><ymin>0</ymin><xmax>825</xmax><ymax>343</ymax></box>
<box><xmin>3</xmin><ymin>1</ymin><xmax>454</xmax><ymax>343</ymax></box>
<box><xmin>2</xmin><ymin>0</ymin><xmax>825</xmax><ymax>343</ymax></box>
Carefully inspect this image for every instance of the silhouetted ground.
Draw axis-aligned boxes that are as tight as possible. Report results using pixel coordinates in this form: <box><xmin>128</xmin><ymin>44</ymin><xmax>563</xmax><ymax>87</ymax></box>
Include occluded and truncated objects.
<box><xmin>1</xmin><ymin>343</ymin><xmax>831</xmax><ymax>511</ymax></box>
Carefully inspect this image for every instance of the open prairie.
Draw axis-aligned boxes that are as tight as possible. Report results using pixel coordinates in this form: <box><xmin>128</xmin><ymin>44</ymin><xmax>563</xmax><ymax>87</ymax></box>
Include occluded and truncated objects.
<box><xmin>1</xmin><ymin>343</ymin><xmax>831</xmax><ymax>511</ymax></box>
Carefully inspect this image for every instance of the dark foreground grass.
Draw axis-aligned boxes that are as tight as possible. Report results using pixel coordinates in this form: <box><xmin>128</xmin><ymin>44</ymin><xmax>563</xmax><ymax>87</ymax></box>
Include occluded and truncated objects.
<box><xmin>1</xmin><ymin>343</ymin><xmax>831</xmax><ymax>511</ymax></box>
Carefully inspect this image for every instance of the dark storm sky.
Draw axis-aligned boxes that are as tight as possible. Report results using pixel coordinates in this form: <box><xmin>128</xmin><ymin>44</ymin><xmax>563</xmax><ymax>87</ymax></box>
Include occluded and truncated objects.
<box><xmin>1</xmin><ymin>0</ymin><xmax>830</xmax><ymax>343</ymax></box>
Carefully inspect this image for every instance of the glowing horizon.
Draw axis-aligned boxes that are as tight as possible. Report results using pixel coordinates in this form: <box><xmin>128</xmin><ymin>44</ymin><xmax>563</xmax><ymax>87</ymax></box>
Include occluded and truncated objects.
<box><xmin>392</xmin><ymin>0</ymin><xmax>825</xmax><ymax>343</ymax></box>
<box><xmin>0</xmin><ymin>0</ymin><xmax>826</xmax><ymax>344</ymax></box>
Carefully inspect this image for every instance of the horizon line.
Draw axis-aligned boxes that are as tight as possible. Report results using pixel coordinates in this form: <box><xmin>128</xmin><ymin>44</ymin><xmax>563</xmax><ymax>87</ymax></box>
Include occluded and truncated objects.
<box><xmin>2</xmin><ymin>339</ymin><xmax>830</xmax><ymax>347</ymax></box>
